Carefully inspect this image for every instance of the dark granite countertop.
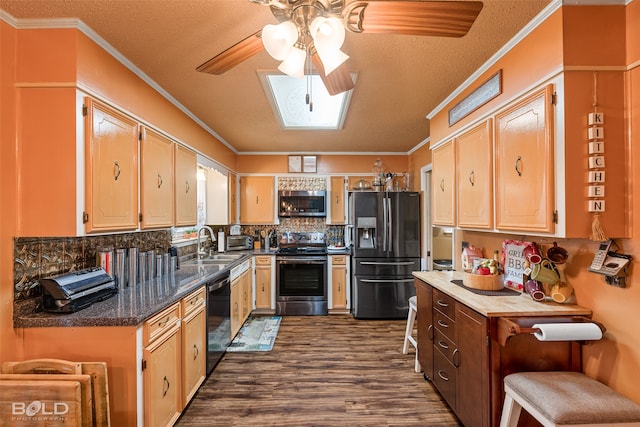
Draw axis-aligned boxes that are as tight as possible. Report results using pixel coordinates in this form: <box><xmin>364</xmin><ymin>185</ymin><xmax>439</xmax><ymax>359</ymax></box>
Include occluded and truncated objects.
<box><xmin>15</xmin><ymin>252</ymin><xmax>255</xmax><ymax>329</ymax></box>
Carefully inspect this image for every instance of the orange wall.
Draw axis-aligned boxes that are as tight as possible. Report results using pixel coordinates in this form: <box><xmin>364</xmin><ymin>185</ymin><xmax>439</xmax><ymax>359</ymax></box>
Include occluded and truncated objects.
<box><xmin>237</xmin><ymin>154</ymin><xmax>409</xmax><ymax>175</ymax></box>
<box><xmin>421</xmin><ymin>3</ymin><xmax>640</xmax><ymax>403</ymax></box>
<box><xmin>0</xmin><ymin>21</ymin><xmax>20</xmax><ymax>362</ymax></box>
<box><xmin>408</xmin><ymin>143</ymin><xmax>431</xmax><ymax>192</ymax></box>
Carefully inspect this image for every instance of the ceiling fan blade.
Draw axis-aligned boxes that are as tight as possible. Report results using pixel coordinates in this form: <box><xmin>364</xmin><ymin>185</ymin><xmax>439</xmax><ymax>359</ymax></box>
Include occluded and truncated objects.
<box><xmin>196</xmin><ymin>30</ymin><xmax>264</xmax><ymax>75</ymax></box>
<box><xmin>311</xmin><ymin>50</ymin><xmax>355</xmax><ymax>96</ymax></box>
<box><xmin>344</xmin><ymin>1</ymin><xmax>483</xmax><ymax>37</ymax></box>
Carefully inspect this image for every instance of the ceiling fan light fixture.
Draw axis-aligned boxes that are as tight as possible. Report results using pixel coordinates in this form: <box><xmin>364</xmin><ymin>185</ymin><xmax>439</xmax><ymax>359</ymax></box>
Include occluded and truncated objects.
<box><xmin>277</xmin><ymin>45</ymin><xmax>306</xmax><ymax>79</ymax></box>
<box><xmin>309</xmin><ymin>16</ymin><xmax>349</xmax><ymax>75</ymax></box>
<box><xmin>262</xmin><ymin>21</ymin><xmax>298</xmax><ymax>60</ymax></box>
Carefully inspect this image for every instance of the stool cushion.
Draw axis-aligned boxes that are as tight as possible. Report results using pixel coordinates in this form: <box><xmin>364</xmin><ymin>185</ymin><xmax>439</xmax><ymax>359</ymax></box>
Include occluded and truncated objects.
<box><xmin>408</xmin><ymin>296</ymin><xmax>417</xmax><ymax>309</ymax></box>
<box><xmin>504</xmin><ymin>371</ymin><xmax>640</xmax><ymax>424</ymax></box>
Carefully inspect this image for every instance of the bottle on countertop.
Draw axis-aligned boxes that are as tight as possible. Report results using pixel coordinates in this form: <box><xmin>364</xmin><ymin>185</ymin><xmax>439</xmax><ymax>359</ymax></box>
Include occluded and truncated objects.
<box><xmin>217</xmin><ymin>229</ymin><xmax>225</xmax><ymax>252</ymax></box>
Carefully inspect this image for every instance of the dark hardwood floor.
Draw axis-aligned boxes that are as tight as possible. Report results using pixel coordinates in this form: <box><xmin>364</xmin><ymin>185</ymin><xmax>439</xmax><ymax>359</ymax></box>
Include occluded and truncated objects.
<box><xmin>176</xmin><ymin>315</ymin><xmax>461</xmax><ymax>427</ymax></box>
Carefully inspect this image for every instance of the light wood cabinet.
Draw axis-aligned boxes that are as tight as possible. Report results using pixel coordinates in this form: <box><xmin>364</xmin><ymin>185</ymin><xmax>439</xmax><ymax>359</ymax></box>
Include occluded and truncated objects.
<box><xmin>180</xmin><ymin>287</ymin><xmax>206</xmax><ymax>406</ymax></box>
<box><xmin>228</xmin><ymin>172</ymin><xmax>238</xmax><ymax>224</ymax></box>
<box><xmin>495</xmin><ymin>85</ymin><xmax>554</xmax><ymax>233</ymax></box>
<box><xmin>84</xmin><ymin>97</ymin><xmax>139</xmax><ymax>233</ymax></box>
<box><xmin>456</xmin><ymin>120</ymin><xmax>493</xmax><ymax>229</ymax></box>
<box><xmin>254</xmin><ymin>256</ymin><xmax>273</xmax><ymax>311</ymax></box>
<box><xmin>329</xmin><ymin>176</ymin><xmax>346</xmax><ymax>224</ymax></box>
<box><xmin>143</xmin><ymin>303</ymin><xmax>182</xmax><ymax>427</ymax></box>
<box><xmin>241</xmin><ymin>268</ymin><xmax>252</xmax><ymax>321</ymax></box>
<box><xmin>174</xmin><ymin>144</ymin><xmax>198</xmax><ymax>227</ymax></box>
<box><xmin>140</xmin><ymin>127</ymin><xmax>174</xmax><ymax>229</ymax></box>
<box><xmin>230</xmin><ymin>267</ymin><xmax>252</xmax><ymax>339</ymax></box>
<box><xmin>330</xmin><ymin>255</ymin><xmax>348</xmax><ymax>310</ymax></box>
<box><xmin>432</xmin><ymin>140</ymin><xmax>456</xmax><ymax>226</ymax></box>
<box><xmin>240</xmin><ymin>176</ymin><xmax>275</xmax><ymax>224</ymax></box>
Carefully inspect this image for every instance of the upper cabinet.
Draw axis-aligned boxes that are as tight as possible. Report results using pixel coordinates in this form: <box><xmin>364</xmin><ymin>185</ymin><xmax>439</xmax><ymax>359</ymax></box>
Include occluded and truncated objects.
<box><xmin>240</xmin><ymin>176</ymin><xmax>275</xmax><ymax>224</ymax></box>
<box><xmin>456</xmin><ymin>120</ymin><xmax>493</xmax><ymax>229</ymax></box>
<box><xmin>228</xmin><ymin>172</ymin><xmax>238</xmax><ymax>224</ymax></box>
<box><xmin>174</xmin><ymin>145</ymin><xmax>198</xmax><ymax>227</ymax></box>
<box><xmin>140</xmin><ymin>127</ymin><xmax>174</xmax><ymax>229</ymax></box>
<box><xmin>84</xmin><ymin>98</ymin><xmax>139</xmax><ymax>233</ymax></box>
<box><xmin>432</xmin><ymin>140</ymin><xmax>456</xmax><ymax>226</ymax></box>
<box><xmin>329</xmin><ymin>176</ymin><xmax>346</xmax><ymax>224</ymax></box>
<box><xmin>495</xmin><ymin>86</ymin><xmax>554</xmax><ymax>233</ymax></box>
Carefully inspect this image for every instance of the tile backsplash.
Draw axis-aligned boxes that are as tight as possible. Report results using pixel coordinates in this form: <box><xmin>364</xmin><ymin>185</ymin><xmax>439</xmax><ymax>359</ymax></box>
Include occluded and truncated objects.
<box><xmin>14</xmin><ymin>230</ymin><xmax>171</xmax><ymax>303</ymax></box>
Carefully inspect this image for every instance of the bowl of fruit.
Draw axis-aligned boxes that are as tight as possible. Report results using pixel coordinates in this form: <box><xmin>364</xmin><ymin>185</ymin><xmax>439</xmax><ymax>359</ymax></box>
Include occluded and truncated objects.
<box><xmin>463</xmin><ymin>258</ymin><xmax>504</xmax><ymax>291</ymax></box>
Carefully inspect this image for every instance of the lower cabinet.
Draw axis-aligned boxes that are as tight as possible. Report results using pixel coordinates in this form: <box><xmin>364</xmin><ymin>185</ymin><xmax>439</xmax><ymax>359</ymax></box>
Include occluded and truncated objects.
<box><xmin>143</xmin><ymin>303</ymin><xmax>182</xmax><ymax>427</ymax></box>
<box><xmin>181</xmin><ymin>287</ymin><xmax>207</xmax><ymax>405</ymax></box>
<box><xmin>415</xmin><ymin>279</ymin><xmax>581</xmax><ymax>427</ymax></box>
<box><xmin>231</xmin><ymin>264</ymin><xmax>252</xmax><ymax>339</ymax></box>
<box><xmin>254</xmin><ymin>255</ymin><xmax>273</xmax><ymax>311</ymax></box>
<box><xmin>330</xmin><ymin>255</ymin><xmax>349</xmax><ymax>311</ymax></box>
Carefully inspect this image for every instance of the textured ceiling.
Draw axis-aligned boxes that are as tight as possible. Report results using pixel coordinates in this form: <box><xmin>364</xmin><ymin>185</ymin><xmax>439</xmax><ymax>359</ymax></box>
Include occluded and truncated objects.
<box><xmin>0</xmin><ymin>0</ymin><xmax>552</xmax><ymax>154</ymax></box>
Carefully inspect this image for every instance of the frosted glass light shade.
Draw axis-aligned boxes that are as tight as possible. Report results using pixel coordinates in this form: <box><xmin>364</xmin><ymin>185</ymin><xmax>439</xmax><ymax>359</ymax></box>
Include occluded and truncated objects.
<box><xmin>310</xmin><ymin>17</ymin><xmax>348</xmax><ymax>75</ymax></box>
<box><xmin>262</xmin><ymin>21</ymin><xmax>298</xmax><ymax>60</ymax></box>
<box><xmin>277</xmin><ymin>46</ymin><xmax>306</xmax><ymax>79</ymax></box>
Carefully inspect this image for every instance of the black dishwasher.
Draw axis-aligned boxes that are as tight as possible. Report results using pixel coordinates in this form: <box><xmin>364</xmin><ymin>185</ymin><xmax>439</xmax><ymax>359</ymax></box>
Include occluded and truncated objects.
<box><xmin>206</xmin><ymin>272</ymin><xmax>231</xmax><ymax>374</ymax></box>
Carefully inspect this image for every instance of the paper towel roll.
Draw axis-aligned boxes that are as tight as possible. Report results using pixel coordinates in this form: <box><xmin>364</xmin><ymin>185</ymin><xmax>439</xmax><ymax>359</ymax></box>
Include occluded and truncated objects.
<box><xmin>532</xmin><ymin>323</ymin><xmax>603</xmax><ymax>341</ymax></box>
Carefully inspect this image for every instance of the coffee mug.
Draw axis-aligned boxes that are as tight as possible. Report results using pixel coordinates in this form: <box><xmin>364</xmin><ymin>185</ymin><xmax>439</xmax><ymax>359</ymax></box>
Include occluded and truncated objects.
<box><xmin>524</xmin><ymin>279</ymin><xmax>546</xmax><ymax>302</ymax></box>
<box><xmin>547</xmin><ymin>242</ymin><xmax>569</xmax><ymax>264</ymax></box>
<box><xmin>530</xmin><ymin>259</ymin><xmax>559</xmax><ymax>285</ymax></box>
<box><xmin>551</xmin><ymin>282</ymin><xmax>573</xmax><ymax>303</ymax></box>
<box><xmin>523</xmin><ymin>243</ymin><xmax>542</xmax><ymax>265</ymax></box>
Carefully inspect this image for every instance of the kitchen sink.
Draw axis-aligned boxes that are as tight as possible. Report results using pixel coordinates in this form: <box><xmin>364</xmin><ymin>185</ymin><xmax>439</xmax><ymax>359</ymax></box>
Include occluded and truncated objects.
<box><xmin>203</xmin><ymin>253</ymin><xmax>244</xmax><ymax>261</ymax></box>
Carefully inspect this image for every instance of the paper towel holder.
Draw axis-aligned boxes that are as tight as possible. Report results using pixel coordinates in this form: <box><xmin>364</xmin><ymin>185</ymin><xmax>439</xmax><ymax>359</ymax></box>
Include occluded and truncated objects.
<box><xmin>498</xmin><ymin>316</ymin><xmax>605</xmax><ymax>346</ymax></box>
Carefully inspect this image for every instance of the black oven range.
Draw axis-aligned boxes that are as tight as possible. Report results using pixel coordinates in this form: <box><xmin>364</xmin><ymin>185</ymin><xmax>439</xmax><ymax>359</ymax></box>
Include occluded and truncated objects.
<box><xmin>276</xmin><ymin>232</ymin><xmax>328</xmax><ymax>316</ymax></box>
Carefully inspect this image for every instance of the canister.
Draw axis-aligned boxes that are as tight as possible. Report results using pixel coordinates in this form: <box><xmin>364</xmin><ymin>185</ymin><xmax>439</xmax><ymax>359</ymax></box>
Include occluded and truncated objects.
<box><xmin>146</xmin><ymin>250</ymin><xmax>156</xmax><ymax>280</ymax></box>
<box><xmin>114</xmin><ymin>248</ymin><xmax>127</xmax><ymax>289</ymax></box>
<box><xmin>128</xmin><ymin>247</ymin><xmax>138</xmax><ymax>287</ymax></box>
<box><xmin>96</xmin><ymin>247</ymin><xmax>114</xmax><ymax>278</ymax></box>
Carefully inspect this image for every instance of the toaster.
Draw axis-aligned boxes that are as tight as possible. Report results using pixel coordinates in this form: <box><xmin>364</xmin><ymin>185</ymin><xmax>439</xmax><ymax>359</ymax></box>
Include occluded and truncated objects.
<box><xmin>226</xmin><ymin>235</ymin><xmax>253</xmax><ymax>251</ymax></box>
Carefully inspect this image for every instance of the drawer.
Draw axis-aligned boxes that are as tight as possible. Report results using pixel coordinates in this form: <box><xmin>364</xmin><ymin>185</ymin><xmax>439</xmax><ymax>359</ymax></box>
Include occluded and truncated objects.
<box><xmin>434</xmin><ymin>327</ymin><xmax>458</xmax><ymax>366</ymax></box>
<box><xmin>433</xmin><ymin>309</ymin><xmax>456</xmax><ymax>341</ymax></box>
<box><xmin>182</xmin><ymin>286</ymin><xmax>206</xmax><ymax>317</ymax></box>
<box><xmin>144</xmin><ymin>302</ymin><xmax>181</xmax><ymax>345</ymax></box>
<box><xmin>331</xmin><ymin>255</ymin><xmax>347</xmax><ymax>265</ymax></box>
<box><xmin>433</xmin><ymin>349</ymin><xmax>457</xmax><ymax>410</ymax></box>
<box><xmin>433</xmin><ymin>289</ymin><xmax>455</xmax><ymax>320</ymax></box>
<box><xmin>254</xmin><ymin>256</ymin><xmax>272</xmax><ymax>266</ymax></box>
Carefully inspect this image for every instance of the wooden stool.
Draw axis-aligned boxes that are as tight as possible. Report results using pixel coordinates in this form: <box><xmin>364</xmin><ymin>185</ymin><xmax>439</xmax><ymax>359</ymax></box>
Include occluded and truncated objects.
<box><xmin>500</xmin><ymin>371</ymin><xmax>640</xmax><ymax>427</ymax></box>
<box><xmin>402</xmin><ymin>295</ymin><xmax>420</xmax><ymax>373</ymax></box>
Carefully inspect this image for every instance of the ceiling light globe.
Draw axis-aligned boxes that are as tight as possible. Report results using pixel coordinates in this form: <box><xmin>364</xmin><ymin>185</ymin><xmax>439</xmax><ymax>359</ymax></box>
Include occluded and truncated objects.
<box><xmin>262</xmin><ymin>21</ymin><xmax>298</xmax><ymax>60</ymax></box>
<box><xmin>318</xmin><ymin>49</ymin><xmax>349</xmax><ymax>75</ymax></box>
<box><xmin>277</xmin><ymin>46</ymin><xmax>306</xmax><ymax>79</ymax></box>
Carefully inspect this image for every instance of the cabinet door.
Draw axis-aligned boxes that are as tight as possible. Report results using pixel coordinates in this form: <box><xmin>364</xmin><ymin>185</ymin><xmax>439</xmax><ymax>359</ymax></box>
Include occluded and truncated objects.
<box><xmin>432</xmin><ymin>140</ymin><xmax>456</xmax><ymax>226</ymax></box>
<box><xmin>495</xmin><ymin>86</ymin><xmax>554</xmax><ymax>233</ymax></box>
<box><xmin>331</xmin><ymin>256</ymin><xmax>347</xmax><ymax>309</ymax></box>
<box><xmin>85</xmin><ymin>98</ymin><xmax>139</xmax><ymax>232</ymax></box>
<box><xmin>415</xmin><ymin>280</ymin><xmax>434</xmax><ymax>380</ymax></box>
<box><xmin>240</xmin><ymin>176</ymin><xmax>275</xmax><ymax>224</ymax></box>
<box><xmin>174</xmin><ymin>144</ymin><xmax>197</xmax><ymax>226</ymax></box>
<box><xmin>228</xmin><ymin>172</ymin><xmax>238</xmax><ymax>224</ymax></box>
<box><xmin>141</xmin><ymin>127</ymin><xmax>174</xmax><ymax>229</ymax></box>
<box><xmin>144</xmin><ymin>329</ymin><xmax>182</xmax><ymax>427</ymax></box>
<box><xmin>254</xmin><ymin>257</ymin><xmax>272</xmax><ymax>310</ymax></box>
<box><xmin>182</xmin><ymin>306</ymin><xmax>206</xmax><ymax>405</ymax></box>
<box><xmin>455</xmin><ymin>303</ymin><xmax>490</xmax><ymax>427</ymax></box>
<box><xmin>241</xmin><ymin>270</ymin><xmax>252</xmax><ymax>321</ymax></box>
<box><xmin>457</xmin><ymin>120</ymin><xmax>493</xmax><ymax>229</ymax></box>
<box><xmin>330</xmin><ymin>176</ymin><xmax>346</xmax><ymax>224</ymax></box>
<box><xmin>230</xmin><ymin>279</ymin><xmax>242</xmax><ymax>339</ymax></box>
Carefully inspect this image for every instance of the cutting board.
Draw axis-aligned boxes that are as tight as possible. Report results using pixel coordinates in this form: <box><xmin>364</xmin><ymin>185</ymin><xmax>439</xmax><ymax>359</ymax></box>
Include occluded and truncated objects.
<box><xmin>2</xmin><ymin>359</ymin><xmax>110</xmax><ymax>427</ymax></box>
<box><xmin>0</xmin><ymin>379</ymin><xmax>82</xmax><ymax>426</ymax></box>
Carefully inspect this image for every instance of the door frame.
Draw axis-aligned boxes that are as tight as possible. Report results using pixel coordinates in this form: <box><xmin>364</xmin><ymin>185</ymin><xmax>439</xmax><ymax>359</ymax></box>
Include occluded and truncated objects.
<box><xmin>420</xmin><ymin>164</ymin><xmax>432</xmax><ymax>271</ymax></box>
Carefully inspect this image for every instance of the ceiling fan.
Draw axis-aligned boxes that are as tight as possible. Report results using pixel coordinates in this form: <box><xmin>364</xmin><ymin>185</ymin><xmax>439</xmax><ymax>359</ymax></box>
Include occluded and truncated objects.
<box><xmin>196</xmin><ymin>0</ymin><xmax>483</xmax><ymax>96</ymax></box>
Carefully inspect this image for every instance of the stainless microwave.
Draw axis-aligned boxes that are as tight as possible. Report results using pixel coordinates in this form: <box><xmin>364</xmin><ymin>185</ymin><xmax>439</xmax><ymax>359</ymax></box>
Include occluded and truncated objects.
<box><xmin>278</xmin><ymin>190</ymin><xmax>326</xmax><ymax>217</ymax></box>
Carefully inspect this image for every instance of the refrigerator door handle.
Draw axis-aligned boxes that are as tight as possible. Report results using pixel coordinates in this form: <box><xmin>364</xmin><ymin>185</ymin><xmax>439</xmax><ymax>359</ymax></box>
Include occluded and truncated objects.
<box><xmin>386</xmin><ymin>196</ymin><xmax>392</xmax><ymax>253</ymax></box>
<box><xmin>360</xmin><ymin>278</ymin><xmax>415</xmax><ymax>283</ymax></box>
<box><xmin>360</xmin><ymin>261</ymin><xmax>416</xmax><ymax>266</ymax></box>
<box><xmin>382</xmin><ymin>196</ymin><xmax>388</xmax><ymax>251</ymax></box>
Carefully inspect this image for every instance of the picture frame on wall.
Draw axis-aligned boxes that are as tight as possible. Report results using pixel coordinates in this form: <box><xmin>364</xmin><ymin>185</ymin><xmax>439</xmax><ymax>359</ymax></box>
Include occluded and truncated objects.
<box><xmin>288</xmin><ymin>155</ymin><xmax>302</xmax><ymax>173</ymax></box>
<box><xmin>303</xmin><ymin>155</ymin><xmax>317</xmax><ymax>173</ymax></box>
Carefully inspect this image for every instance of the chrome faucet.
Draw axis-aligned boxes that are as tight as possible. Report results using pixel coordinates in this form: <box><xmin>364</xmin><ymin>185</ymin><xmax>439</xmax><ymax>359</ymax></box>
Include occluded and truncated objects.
<box><xmin>197</xmin><ymin>225</ymin><xmax>216</xmax><ymax>259</ymax></box>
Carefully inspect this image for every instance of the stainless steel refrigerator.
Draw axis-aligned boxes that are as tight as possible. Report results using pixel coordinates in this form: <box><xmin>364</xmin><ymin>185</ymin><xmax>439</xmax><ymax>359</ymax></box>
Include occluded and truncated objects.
<box><xmin>350</xmin><ymin>191</ymin><xmax>421</xmax><ymax>319</ymax></box>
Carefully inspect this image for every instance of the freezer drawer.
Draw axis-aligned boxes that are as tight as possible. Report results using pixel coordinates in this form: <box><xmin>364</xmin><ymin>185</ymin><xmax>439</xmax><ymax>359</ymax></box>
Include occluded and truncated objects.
<box><xmin>353</xmin><ymin>258</ymin><xmax>420</xmax><ymax>276</ymax></box>
<box><xmin>352</xmin><ymin>275</ymin><xmax>416</xmax><ymax>319</ymax></box>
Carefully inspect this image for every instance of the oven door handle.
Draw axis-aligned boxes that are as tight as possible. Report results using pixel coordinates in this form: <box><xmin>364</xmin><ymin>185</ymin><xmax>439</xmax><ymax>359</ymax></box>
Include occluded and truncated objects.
<box><xmin>360</xmin><ymin>261</ymin><xmax>416</xmax><ymax>266</ymax></box>
<box><xmin>360</xmin><ymin>278</ymin><xmax>415</xmax><ymax>283</ymax></box>
<box><xmin>277</xmin><ymin>257</ymin><xmax>327</xmax><ymax>263</ymax></box>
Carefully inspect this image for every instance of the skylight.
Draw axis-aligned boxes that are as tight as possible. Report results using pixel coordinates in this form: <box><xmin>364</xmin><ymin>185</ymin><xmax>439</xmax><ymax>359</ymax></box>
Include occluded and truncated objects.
<box><xmin>259</xmin><ymin>72</ymin><xmax>356</xmax><ymax>130</ymax></box>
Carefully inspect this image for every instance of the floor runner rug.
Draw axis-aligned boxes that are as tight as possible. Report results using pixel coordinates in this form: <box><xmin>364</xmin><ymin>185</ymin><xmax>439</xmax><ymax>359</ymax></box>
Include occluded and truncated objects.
<box><xmin>227</xmin><ymin>316</ymin><xmax>281</xmax><ymax>352</ymax></box>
